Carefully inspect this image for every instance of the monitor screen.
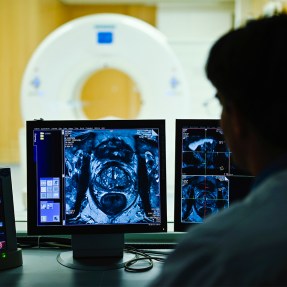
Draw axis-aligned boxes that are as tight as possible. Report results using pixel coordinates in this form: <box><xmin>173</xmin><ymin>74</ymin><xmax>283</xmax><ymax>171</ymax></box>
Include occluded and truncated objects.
<box><xmin>26</xmin><ymin>119</ymin><xmax>167</xmax><ymax>269</ymax></box>
<box><xmin>174</xmin><ymin>119</ymin><xmax>254</xmax><ymax>232</ymax></box>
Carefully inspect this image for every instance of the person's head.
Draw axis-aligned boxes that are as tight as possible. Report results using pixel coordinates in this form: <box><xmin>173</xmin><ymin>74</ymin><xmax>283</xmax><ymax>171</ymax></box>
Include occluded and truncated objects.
<box><xmin>205</xmin><ymin>13</ymin><xmax>287</xmax><ymax>173</ymax></box>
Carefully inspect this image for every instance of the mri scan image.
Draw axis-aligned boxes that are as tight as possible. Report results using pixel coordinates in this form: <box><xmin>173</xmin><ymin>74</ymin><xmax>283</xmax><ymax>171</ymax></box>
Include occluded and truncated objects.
<box><xmin>64</xmin><ymin>129</ymin><xmax>161</xmax><ymax>225</ymax></box>
<box><xmin>182</xmin><ymin>127</ymin><xmax>229</xmax><ymax>175</ymax></box>
<box><xmin>180</xmin><ymin>127</ymin><xmax>229</xmax><ymax>223</ymax></box>
<box><xmin>175</xmin><ymin>122</ymin><xmax>255</xmax><ymax>230</ymax></box>
<box><xmin>181</xmin><ymin>175</ymin><xmax>229</xmax><ymax>223</ymax></box>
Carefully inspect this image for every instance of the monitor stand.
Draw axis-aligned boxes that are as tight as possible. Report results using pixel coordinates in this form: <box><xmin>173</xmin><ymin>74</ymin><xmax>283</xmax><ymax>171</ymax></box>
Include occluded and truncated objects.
<box><xmin>56</xmin><ymin>233</ymin><xmax>135</xmax><ymax>271</ymax></box>
<box><xmin>0</xmin><ymin>248</ymin><xmax>23</xmax><ymax>270</ymax></box>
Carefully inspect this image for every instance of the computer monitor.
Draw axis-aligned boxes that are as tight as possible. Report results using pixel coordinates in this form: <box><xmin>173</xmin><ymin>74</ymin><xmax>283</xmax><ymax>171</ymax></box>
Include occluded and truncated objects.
<box><xmin>174</xmin><ymin>119</ymin><xmax>254</xmax><ymax>232</ymax></box>
<box><xmin>26</xmin><ymin>119</ymin><xmax>167</xmax><ymax>270</ymax></box>
<box><xmin>0</xmin><ymin>168</ymin><xmax>23</xmax><ymax>270</ymax></box>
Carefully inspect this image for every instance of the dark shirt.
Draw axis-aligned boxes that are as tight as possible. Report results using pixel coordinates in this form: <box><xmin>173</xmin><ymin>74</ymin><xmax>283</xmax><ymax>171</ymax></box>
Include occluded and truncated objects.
<box><xmin>149</xmin><ymin>155</ymin><xmax>287</xmax><ymax>287</ymax></box>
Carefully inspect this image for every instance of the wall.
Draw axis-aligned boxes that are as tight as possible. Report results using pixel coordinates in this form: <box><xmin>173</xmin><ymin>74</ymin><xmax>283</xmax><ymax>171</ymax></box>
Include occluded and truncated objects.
<box><xmin>0</xmin><ymin>0</ymin><xmax>156</xmax><ymax>163</ymax></box>
<box><xmin>157</xmin><ymin>2</ymin><xmax>234</xmax><ymax>120</ymax></box>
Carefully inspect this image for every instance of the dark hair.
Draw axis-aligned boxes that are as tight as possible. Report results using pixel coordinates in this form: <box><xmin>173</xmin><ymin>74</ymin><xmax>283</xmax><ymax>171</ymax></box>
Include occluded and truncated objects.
<box><xmin>205</xmin><ymin>14</ymin><xmax>287</xmax><ymax>148</ymax></box>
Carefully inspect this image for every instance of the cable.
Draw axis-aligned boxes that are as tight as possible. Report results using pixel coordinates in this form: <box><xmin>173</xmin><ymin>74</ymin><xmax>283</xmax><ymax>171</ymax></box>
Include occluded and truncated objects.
<box><xmin>124</xmin><ymin>245</ymin><xmax>167</xmax><ymax>273</ymax></box>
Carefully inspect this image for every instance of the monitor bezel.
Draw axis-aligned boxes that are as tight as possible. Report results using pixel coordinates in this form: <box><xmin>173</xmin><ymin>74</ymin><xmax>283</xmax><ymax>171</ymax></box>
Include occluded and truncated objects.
<box><xmin>174</xmin><ymin>119</ymin><xmax>254</xmax><ymax>232</ymax></box>
<box><xmin>0</xmin><ymin>168</ymin><xmax>18</xmax><ymax>252</ymax></box>
<box><xmin>26</xmin><ymin>119</ymin><xmax>167</xmax><ymax>235</ymax></box>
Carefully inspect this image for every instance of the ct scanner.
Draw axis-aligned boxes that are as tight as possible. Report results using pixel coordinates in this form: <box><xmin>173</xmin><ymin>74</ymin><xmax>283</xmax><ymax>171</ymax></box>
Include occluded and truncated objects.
<box><xmin>20</xmin><ymin>13</ymin><xmax>191</xmax><ymax>205</ymax></box>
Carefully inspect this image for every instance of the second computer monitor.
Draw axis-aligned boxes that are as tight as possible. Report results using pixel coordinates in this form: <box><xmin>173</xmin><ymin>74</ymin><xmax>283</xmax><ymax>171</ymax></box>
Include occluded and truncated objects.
<box><xmin>174</xmin><ymin>119</ymin><xmax>254</xmax><ymax>232</ymax></box>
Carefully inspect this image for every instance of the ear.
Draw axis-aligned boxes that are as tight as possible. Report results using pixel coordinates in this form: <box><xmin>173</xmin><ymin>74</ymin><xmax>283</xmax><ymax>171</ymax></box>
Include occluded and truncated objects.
<box><xmin>220</xmin><ymin>102</ymin><xmax>252</xmax><ymax>173</ymax></box>
<box><xmin>229</xmin><ymin>104</ymin><xmax>248</xmax><ymax>140</ymax></box>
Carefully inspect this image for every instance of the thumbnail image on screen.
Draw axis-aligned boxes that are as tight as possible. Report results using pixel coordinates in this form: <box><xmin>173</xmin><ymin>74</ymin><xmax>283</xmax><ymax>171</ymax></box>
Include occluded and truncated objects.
<box><xmin>174</xmin><ymin>119</ymin><xmax>254</xmax><ymax>231</ymax></box>
<box><xmin>27</xmin><ymin>120</ymin><xmax>167</xmax><ymax>235</ymax></box>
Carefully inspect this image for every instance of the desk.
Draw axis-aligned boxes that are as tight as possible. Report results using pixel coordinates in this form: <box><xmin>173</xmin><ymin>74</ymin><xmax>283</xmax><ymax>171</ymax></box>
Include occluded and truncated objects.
<box><xmin>1</xmin><ymin>248</ymin><xmax>167</xmax><ymax>287</ymax></box>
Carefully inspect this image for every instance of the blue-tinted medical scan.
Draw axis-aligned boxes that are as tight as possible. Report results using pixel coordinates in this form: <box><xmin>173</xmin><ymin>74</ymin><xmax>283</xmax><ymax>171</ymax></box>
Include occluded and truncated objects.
<box><xmin>181</xmin><ymin>175</ymin><xmax>229</xmax><ymax>223</ymax></box>
<box><xmin>181</xmin><ymin>127</ymin><xmax>230</xmax><ymax>223</ymax></box>
<box><xmin>64</xmin><ymin>129</ymin><xmax>161</xmax><ymax>225</ymax></box>
<box><xmin>175</xmin><ymin>121</ymin><xmax>255</xmax><ymax>230</ymax></box>
<box><xmin>182</xmin><ymin>127</ymin><xmax>229</xmax><ymax>175</ymax></box>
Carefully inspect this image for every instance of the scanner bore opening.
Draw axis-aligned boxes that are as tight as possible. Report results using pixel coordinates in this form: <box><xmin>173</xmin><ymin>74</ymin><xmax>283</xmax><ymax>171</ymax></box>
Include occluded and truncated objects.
<box><xmin>80</xmin><ymin>68</ymin><xmax>142</xmax><ymax>119</ymax></box>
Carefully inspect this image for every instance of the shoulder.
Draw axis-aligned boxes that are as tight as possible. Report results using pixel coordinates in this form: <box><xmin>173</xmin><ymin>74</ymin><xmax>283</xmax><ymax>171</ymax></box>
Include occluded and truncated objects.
<box><xmin>151</xmin><ymin>169</ymin><xmax>287</xmax><ymax>286</ymax></box>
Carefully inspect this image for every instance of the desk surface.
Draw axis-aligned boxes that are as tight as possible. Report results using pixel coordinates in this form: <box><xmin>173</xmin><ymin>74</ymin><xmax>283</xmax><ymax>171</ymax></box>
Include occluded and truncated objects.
<box><xmin>1</xmin><ymin>248</ymin><xmax>167</xmax><ymax>287</ymax></box>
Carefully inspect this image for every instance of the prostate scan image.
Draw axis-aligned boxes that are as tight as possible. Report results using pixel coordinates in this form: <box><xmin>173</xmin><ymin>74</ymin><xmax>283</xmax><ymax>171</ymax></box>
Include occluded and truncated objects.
<box><xmin>181</xmin><ymin>128</ymin><xmax>229</xmax><ymax>223</ymax></box>
<box><xmin>64</xmin><ymin>130</ymin><xmax>161</xmax><ymax>225</ymax></box>
<box><xmin>181</xmin><ymin>175</ymin><xmax>229</xmax><ymax>223</ymax></box>
<box><xmin>182</xmin><ymin>130</ymin><xmax>228</xmax><ymax>175</ymax></box>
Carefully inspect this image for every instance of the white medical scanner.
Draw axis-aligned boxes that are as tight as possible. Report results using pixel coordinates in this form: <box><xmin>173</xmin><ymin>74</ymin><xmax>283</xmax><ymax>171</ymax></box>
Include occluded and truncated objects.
<box><xmin>20</xmin><ymin>13</ymin><xmax>190</xmax><ymax>206</ymax></box>
<box><xmin>21</xmin><ymin>13</ymin><xmax>190</xmax><ymax>121</ymax></box>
